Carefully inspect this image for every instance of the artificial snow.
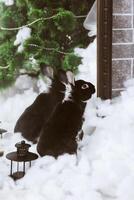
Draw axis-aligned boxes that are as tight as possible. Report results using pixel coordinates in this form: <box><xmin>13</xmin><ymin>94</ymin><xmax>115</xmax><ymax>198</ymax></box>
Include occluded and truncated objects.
<box><xmin>14</xmin><ymin>27</ymin><xmax>31</xmax><ymax>52</ymax></box>
<box><xmin>1</xmin><ymin>37</ymin><xmax>134</xmax><ymax>200</ymax></box>
<box><xmin>1</xmin><ymin>0</ymin><xmax>14</xmax><ymax>6</ymax></box>
<box><xmin>75</xmin><ymin>38</ymin><xmax>97</xmax><ymax>85</ymax></box>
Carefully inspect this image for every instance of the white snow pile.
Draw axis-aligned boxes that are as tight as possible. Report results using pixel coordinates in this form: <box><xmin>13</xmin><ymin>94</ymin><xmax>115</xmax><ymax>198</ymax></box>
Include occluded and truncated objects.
<box><xmin>14</xmin><ymin>27</ymin><xmax>31</xmax><ymax>52</ymax></box>
<box><xmin>1</xmin><ymin>38</ymin><xmax>134</xmax><ymax>200</ymax></box>
<box><xmin>1</xmin><ymin>76</ymin><xmax>134</xmax><ymax>200</ymax></box>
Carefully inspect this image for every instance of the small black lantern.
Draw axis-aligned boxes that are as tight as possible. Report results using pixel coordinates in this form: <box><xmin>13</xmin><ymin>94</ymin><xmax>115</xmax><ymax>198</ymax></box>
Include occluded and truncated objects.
<box><xmin>6</xmin><ymin>140</ymin><xmax>38</xmax><ymax>180</ymax></box>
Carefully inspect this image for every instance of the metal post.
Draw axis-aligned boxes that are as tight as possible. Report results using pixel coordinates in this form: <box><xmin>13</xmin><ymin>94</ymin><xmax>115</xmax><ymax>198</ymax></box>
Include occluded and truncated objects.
<box><xmin>17</xmin><ymin>162</ymin><xmax>19</xmax><ymax>172</ymax></box>
<box><xmin>23</xmin><ymin>162</ymin><xmax>25</xmax><ymax>173</ymax></box>
<box><xmin>10</xmin><ymin>160</ymin><xmax>13</xmax><ymax>176</ymax></box>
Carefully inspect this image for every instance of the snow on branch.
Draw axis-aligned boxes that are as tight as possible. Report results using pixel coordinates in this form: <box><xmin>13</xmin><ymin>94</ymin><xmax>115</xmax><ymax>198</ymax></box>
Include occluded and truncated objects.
<box><xmin>14</xmin><ymin>27</ymin><xmax>31</xmax><ymax>52</ymax></box>
<box><xmin>1</xmin><ymin>0</ymin><xmax>14</xmax><ymax>6</ymax></box>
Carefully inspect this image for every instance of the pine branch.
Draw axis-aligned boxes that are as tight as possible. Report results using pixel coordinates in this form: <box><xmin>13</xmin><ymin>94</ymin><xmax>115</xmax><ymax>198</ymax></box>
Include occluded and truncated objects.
<box><xmin>0</xmin><ymin>14</ymin><xmax>87</xmax><ymax>31</ymax></box>
<box><xmin>27</xmin><ymin>44</ymin><xmax>71</xmax><ymax>55</ymax></box>
<box><xmin>0</xmin><ymin>15</ymin><xmax>56</xmax><ymax>31</ymax></box>
<box><xmin>0</xmin><ymin>65</ymin><xmax>9</xmax><ymax>69</ymax></box>
<box><xmin>75</xmin><ymin>15</ymin><xmax>87</xmax><ymax>18</ymax></box>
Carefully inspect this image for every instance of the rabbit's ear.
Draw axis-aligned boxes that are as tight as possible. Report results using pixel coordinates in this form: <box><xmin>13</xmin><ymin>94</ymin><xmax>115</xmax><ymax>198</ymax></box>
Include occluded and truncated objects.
<box><xmin>40</xmin><ymin>65</ymin><xmax>54</xmax><ymax>79</ymax></box>
<box><xmin>66</xmin><ymin>71</ymin><xmax>75</xmax><ymax>85</ymax></box>
<box><xmin>57</xmin><ymin>69</ymin><xmax>68</xmax><ymax>84</ymax></box>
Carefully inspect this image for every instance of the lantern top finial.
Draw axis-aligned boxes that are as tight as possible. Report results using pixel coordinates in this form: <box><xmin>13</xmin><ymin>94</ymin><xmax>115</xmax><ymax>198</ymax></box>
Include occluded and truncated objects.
<box><xmin>15</xmin><ymin>140</ymin><xmax>31</xmax><ymax>157</ymax></box>
<box><xmin>15</xmin><ymin>140</ymin><xmax>31</xmax><ymax>148</ymax></box>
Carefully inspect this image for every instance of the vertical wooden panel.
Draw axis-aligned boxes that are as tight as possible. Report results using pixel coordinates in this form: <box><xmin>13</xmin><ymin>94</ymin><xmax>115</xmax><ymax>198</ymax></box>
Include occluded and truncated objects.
<box><xmin>97</xmin><ymin>0</ymin><xmax>113</xmax><ymax>99</ymax></box>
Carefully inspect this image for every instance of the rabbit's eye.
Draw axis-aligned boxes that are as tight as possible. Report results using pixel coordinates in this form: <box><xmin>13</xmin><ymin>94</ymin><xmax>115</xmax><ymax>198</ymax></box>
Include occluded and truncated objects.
<box><xmin>81</xmin><ymin>84</ymin><xmax>89</xmax><ymax>89</ymax></box>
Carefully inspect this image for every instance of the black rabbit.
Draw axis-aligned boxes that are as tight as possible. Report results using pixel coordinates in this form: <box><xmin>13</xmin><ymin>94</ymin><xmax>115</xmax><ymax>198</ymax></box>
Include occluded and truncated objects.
<box><xmin>37</xmin><ymin>72</ymin><xmax>95</xmax><ymax>157</ymax></box>
<box><xmin>14</xmin><ymin>67</ymin><xmax>69</xmax><ymax>143</ymax></box>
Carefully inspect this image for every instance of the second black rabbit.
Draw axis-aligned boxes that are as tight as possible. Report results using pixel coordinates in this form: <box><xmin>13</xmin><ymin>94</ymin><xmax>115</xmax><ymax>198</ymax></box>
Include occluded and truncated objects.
<box><xmin>14</xmin><ymin>67</ymin><xmax>69</xmax><ymax>143</ymax></box>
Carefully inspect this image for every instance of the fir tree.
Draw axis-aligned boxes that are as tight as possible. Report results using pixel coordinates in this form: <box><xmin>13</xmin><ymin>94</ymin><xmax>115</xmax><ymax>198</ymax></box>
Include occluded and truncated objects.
<box><xmin>0</xmin><ymin>0</ymin><xmax>95</xmax><ymax>88</ymax></box>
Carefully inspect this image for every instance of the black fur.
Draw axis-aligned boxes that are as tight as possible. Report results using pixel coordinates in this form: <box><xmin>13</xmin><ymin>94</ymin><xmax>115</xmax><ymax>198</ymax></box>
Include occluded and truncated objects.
<box><xmin>14</xmin><ymin>68</ymin><xmax>68</xmax><ymax>143</ymax></box>
<box><xmin>37</xmin><ymin>79</ymin><xmax>95</xmax><ymax>157</ymax></box>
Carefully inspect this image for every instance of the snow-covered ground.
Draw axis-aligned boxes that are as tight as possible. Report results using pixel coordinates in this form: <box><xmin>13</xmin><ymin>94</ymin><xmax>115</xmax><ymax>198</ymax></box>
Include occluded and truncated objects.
<box><xmin>1</xmin><ymin>39</ymin><xmax>134</xmax><ymax>200</ymax></box>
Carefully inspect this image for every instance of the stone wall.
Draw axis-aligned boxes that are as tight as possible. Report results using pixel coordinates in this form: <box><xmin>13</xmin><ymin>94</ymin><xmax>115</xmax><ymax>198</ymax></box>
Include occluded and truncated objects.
<box><xmin>112</xmin><ymin>0</ymin><xmax>134</xmax><ymax>96</ymax></box>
